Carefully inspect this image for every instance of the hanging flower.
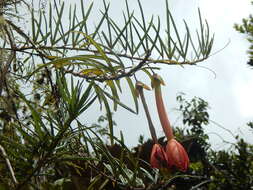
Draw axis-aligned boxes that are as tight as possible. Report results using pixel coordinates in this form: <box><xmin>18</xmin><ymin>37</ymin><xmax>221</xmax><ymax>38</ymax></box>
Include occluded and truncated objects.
<box><xmin>152</xmin><ymin>74</ymin><xmax>190</xmax><ymax>171</ymax></box>
<box><xmin>166</xmin><ymin>139</ymin><xmax>189</xmax><ymax>171</ymax></box>
<box><xmin>150</xmin><ymin>143</ymin><xmax>169</xmax><ymax>169</ymax></box>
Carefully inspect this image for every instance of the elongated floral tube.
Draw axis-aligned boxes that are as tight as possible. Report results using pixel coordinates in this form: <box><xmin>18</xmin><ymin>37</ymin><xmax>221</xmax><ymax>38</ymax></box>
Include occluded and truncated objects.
<box><xmin>136</xmin><ymin>82</ymin><xmax>158</xmax><ymax>143</ymax></box>
<box><xmin>152</xmin><ymin>74</ymin><xmax>174</xmax><ymax>141</ymax></box>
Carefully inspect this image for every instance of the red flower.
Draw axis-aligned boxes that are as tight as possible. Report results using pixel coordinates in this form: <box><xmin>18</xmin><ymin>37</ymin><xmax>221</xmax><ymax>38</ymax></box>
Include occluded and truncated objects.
<box><xmin>150</xmin><ymin>143</ymin><xmax>170</xmax><ymax>169</ymax></box>
<box><xmin>166</xmin><ymin>139</ymin><xmax>189</xmax><ymax>172</ymax></box>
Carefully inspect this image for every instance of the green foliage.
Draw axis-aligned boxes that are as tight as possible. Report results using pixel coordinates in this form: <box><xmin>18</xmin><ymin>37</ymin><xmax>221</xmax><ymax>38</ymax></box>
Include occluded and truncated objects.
<box><xmin>177</xmin><ymin>94</ymin><xmax>209</xmax><ymax>128</ymax></box>
<box><xmin>176</xmin><ymin>94</ymin><xmax>210</xmax><ymax>156</ymax></box>
<box><xmin>234</xmin><ymin>1</ymin><xmax>253</xmax><ymax>67</ymax></box>
<box><xmin>208</xmin><ymin>138</ymin><xmax>253</xmax><ymax>190</ymax></box>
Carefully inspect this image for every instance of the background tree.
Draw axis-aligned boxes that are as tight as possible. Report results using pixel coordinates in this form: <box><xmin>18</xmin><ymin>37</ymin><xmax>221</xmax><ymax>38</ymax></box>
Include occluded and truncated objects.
<box><xmin>234</xmin><ymin>0</ymin><xmax>253</xmax><ymax>67</ymax></box>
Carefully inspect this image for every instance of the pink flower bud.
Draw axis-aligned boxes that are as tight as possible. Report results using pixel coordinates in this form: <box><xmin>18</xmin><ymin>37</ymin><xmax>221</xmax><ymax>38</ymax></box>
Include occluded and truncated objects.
<box><xmin>166</xmin><ymin>139</ymin><xmax>189</xmax><ymax>172</ymax></box>
<box><xmin>150</xmin><ymin>143</ymin><xmax>170</xmax><ymax>169</ymax></box>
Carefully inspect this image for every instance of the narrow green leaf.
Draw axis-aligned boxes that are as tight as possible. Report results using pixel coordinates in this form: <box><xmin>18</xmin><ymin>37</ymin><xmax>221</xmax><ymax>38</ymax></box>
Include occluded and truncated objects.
<box><xmin>103</xmin><ymin>0</ymin><xmax>113</xmax><ymax>47</ymax></box>
<box><xmin>198</xmin><ymin>8</ymin><xmax>205</xmax><ymax>53</ymax></box>
<box><xmin>72</xmin><ymin>5</ymin><xmax>77</xmax><ymax>47</ymax></box>
<box><xmin>79</xmin><ymin>95</ymin><xmax>97</xmax><ymax>116</ymax></box>
<box><xmin>189</xmin><ymin>31</ymin><xmax>200</xmax><ymax>60</ymax></box>
<box><xmin>75</xmin><ymin>1</ymin><xmax>93</xmax><ymax>43</ymax></box>
<box><xmin>100</xmin><ymin>43</ymin><xmax>125</xmax><ymax>68</ymax></box>
<box><xmin>75</xmin><ymin>31</ymin><xmax>113</xmax><ymax>69</ymax></box>
<box><xmin>206</xmin><ymin>35</ymin><xmax>214</xmax><ymax>56</ymax></box>
<box><xmin>123</xmin><ymin>12</ymin><xmax>129</xmax><ymax>51</ymax></box>
<box><xmin>165</xmin><ymin>0</ymin><xmax>171</xmax><ymax>51</ymax></box>
<box><xmin>31</xmin><ymin>9</ymin><xmax>36</xmax><ymax>41</ymax></box>
<box><xmin>141</xmin><ymin>68</ymin><xmax>153</xmax><ymax>80</ymax></box>
<box><xmin>77</xmin><ymin>83</ymin><xmax>96</xmax><ymax>115</ymax></box>
<box><xmin>92</xmin><ymin>2</ymin><xmax>110</xmax><ymax>40</ymax></box>
<box><xmin>53</xmin><ymin>0</ymin><xmax>66</xmax><ymax>44</ymax></box>
<box><xmin>33</xmin><ymin>13</ymin><xmax>49</xmax><ymax>44</ymax></box>
<box><xmin>93</xmin><ymin>85</ymin><xmax>114</xmax><ymax>145</ymax></box>
<box><xmin>125</xmin><ymin>0</ymin><xmax>134</xmax><ymax>55</ymax></box>
<box><xmin>204</xmin><ymin>20</ymin><xmax>210</xmax><ymax>54</ymax></box>
<box><xmin>183</xmin><ymin>20</ymin><xmax>190</xmax><ymax>59</ymax></box>
<box><xmin>18</xmin><ymin>93</ymin><xmax>49</xmax><ymax>139</ymax></box>
<box><xmin>120</xmin><ymin>131</ymin><xmax>124</xmax><ymax>144</ymax></box>
<box><xmin>49</xmin><ymin>3</ymin><xmax>53</xmax><ymax>44</ymax></box>
<box><xmin>131</xmin><ymin>22</ymin><xmax>147</xmax><ymax>55</ymax></box>
<box><xmin>35</xmin><ymin>10</ymin><xmax>42</xmax><ymax>42</ymax></box>
<box><xmin>169</xmin><ymin>10</ymin><xmax>185</xmax><ymax>56</ymax></box>
<box><xmin>196</xmin><ymin>30</ymin><xmax>204</xmax><ymax>55</ymax></box>
<box><xmin>115</xmin><ymin>79</ymin><xmax>122</xmax><ymax>93</ymax></box>
<box><xmin>99</xmin><ymin>179</ymin><xmax>110</xmax><ymax>190</ymax></box>
<box><xmin>65</xmin><ymin>4</ymin><xmax>73</xmax><ymax>45</ymax></box>
<box><xmin>42</xmin><ymin>10</ymin><xmax>48</xmax><ymax>45</ymax></box>
<box><xmin>126</xmin><ymin>77</ymin><xmax>138</xmax><ymax>113</ymax></box>
<box><xmin>102</xmin><ymin>88</ymin><xmax>136</xmax><ymax>114</ymax></box>
<box><xmin>132</xmin><ymin>16</ymin><xmax>154</xmax><ymax>55</ymax></box>
<box><xmin>149</xmin><ymin>17</ymin><xmax>161</xmax><ymax>54</ymax></box>
<box><xmin>54</xmin><ymin>18</ymin><xmax>87</xmax><ymax>45</ymax></box>
<box><xmin>109</xmin><ymin>12</ymin><xmax>134</xmax><ymax>49</ymax></box>
<box><xmin>137</xmin><ymin>0</ymin><xmax>149</xmax><ymax>49</ymax></box>
<box><xmin>101</xmin><ymin>30</ymin><xmax>111</xmax><ymax>48</ymax></box>
<box><xmin>106</xmin><ymin>80</ymin><xmax>119</xmax><ymax>111</ymax></box>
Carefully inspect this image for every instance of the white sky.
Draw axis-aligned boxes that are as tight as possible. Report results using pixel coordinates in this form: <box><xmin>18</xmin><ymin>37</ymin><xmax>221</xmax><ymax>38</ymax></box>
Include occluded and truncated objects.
<box><xmin>49</xmin><ymin>0</ymin><xmax>253</xmax><ymax>149</ymax></box>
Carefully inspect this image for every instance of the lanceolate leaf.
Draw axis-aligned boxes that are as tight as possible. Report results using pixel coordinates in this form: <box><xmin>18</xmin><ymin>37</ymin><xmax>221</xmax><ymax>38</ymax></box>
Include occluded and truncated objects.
<box><xmin>74</xmin><ymin>31</ymin><xmax>114</xmax><ymax>70</ymax></box>
<box><xmin>126</xmin><ymin>77</ymin><xmax>139</xmax><ymax>114</ymax></box>
<box><xmin>105</xmin><ymin>80</ymin><xmax>119</xmax><ymax>111</ymax></box>
<box><xmin>93</xmin><ymin>84</ymin><xmax>114</xmax><ymax>145</ymax></box>
<box><xmin>102</xmin><ymin>88</ymin><xmax>136</xmax><ymax>114</ymax></box>
<box><xmin>27</xmin><ymin>55</ymin><xmax>119</xmax><ymax>79</ymax></box>
<box><xmin>18</xmin><ymin>92</ymin><xmax>50</xmax><ymax>140</ymax></box>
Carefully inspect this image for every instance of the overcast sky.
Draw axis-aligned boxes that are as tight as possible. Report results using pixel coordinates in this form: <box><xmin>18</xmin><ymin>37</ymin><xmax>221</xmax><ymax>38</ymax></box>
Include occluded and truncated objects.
<box><xmin>65</xmin><ymin>0</ymin><xmax>253</xmax><ymax>149</ymax></box>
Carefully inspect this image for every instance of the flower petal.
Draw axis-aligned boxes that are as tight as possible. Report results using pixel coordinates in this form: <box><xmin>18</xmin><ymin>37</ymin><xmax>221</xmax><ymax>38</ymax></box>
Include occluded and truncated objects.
<box><xmin>150</xmin><ymin>144</ymin><xmax>169</xmax><ymax>169</ymax></box>
<box><xmin>166</xmin><ymin>139</ymin><xmax>189</xmax><ymax>171</ymax></box>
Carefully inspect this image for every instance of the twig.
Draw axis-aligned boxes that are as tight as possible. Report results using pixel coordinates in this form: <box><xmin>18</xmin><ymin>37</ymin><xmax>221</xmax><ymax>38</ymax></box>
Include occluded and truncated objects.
<box><xmin>209</xmin><ymin>119</ymin><xmax>236</xmax><ymax>138</ymax></box>
<box><xmin>0</xmin><ymin>144</ymin><xmax>18</xmax><ymax>185</ymax></box>
<box><xmin>1</xmin><ymin>45</ymin><xmax>208</xmax><ymax>66</ymax></box>
<box><xmin>65</xmin><ymin>50</ymin><xmax>151</xmax><ymax>82</ymax></box>
<box><xmin>190</xmin><ymin>179</ymin><xmax>212</xmax><ymax>189</ymax></box>
<box><xmin>1</xmin><ymin>25</ymin><xmax>24</xmax><ymax>130</ymax></box>
<box><xmin>5</xmin><ymin>19</ymin><xmax>56</xmax><ymax>101</ymax></box>
<box><xmin>0</xmin><ymin>24</ymin><xmax>16</xmax><ymax>96</ymax></box>
<box><xmin>159</xmin><ymin>174</ymin><xmax>206</xmax><ymax>189</ymax></box>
